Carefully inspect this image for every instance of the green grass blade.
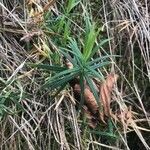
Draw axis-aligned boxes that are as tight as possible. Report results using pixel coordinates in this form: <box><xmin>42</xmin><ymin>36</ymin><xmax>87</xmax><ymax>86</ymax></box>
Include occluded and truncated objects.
<box><xmin>61</xmin><ymin>47</ymin><xmax>83</xmax><ymax>68</ymax></box>
<box><xmin>61</xmin><ymin>47</ymin><xmax>82</xmax><ymax>64</ymax></box>
<box><xmin>46</xmin><ymin>67</ymin><xmax>80</xmax><ymax>82</ymax></box>
<box><xmin>90</xmin><ymin>61</ymin><xmax>112</xmax><ymax>70</ymax></box>
<box><xmin>87</xmin><ymin>55</ymin><xmax>112</xmax><ymax>66</ymax></box>
<box><xmin>60</xmin><ymin>49</ymin><xmax>78</xmax><ymax>66</ymax></box>
<box><xmin>29</xmin><ymin>63</ymin><xmax>67</xmax><ymax>71</ymax></box>
<box><xmin>89</xmin><ymin>38</ymin><xmax>112</xmax><ymax>59</ymax></box>
<box><xmin>42</xmin><ymin>68</ymin><xmax>80</xmax><ymax>89</ymax></box>
<box><xmin>83</xmin><ymin>24</ymin><xmax>100</xmax><ymax>61</ymax></box>
<box><xmin>77</xmin><ymin>74</ymin><xmax>85</xmax><ymax>112</ymax></box>
<box><xmin>43</xmin><ymin>72</ymin><xmax>80</xmax><ymax>90</ymax></box>
<box><xmin>66</xmin><ymin>0</ymin><xmax>80</xmax><ymax>13</ymax></box>
<box><xmin>68</xmin><ymin>38</ymin><xmax>83</xmax><ymax>59</ymax></box>
<box><xmin>50</xmin><ymin>73</ymin><xmax>78</xmax><ymax>89</ymax></box>
<box><xmin>89</xmin><ymin>130</ymin><xmax>118</xmax><ymax>139</ymax></box>
<box><xmin>86</xmin><ymin>67</ymin><xmax>104</xmax><ymax>80</ymax></box>
<box><xmin>88</xmin><ymin>55</ymin><xmax>121</xmax><ymax>66</ymax></box>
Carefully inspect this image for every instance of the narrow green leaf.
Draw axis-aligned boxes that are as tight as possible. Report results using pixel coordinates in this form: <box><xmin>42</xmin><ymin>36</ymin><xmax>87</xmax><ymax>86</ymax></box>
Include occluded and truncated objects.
<box><xmin>46</xmin><ymin>67</ymin><xmax>80</xmax><ymax>82</ymax></box>
<box><xmin>90</xmin><ymin>61</ymin><xmax>112</xmax><ymax>70</ymax></box>
<box><xmin>83</xmin><ymin>24</ymin><xmax>100</xmax><ymax>61</ymax></box>
<box><xmin>29</xmin><ymin>63</ymin><xmax>67</xmax><ymax>71</ymax></box>
<box><xmin>68</xmin><ymin>38</ymin><xmax>83</xmax><ymax>59</ymax></box>
<box><xmin>50</xmin><ymin>73</ymin><xmax>78</xmax><ymax>90</ymax></box>
<box><xmin>58</xmin><ymin>15</ymin><xmax>65</xmax><ymax>33</ymax></box>
<box><xmin>89</xmin><ymin>38</ymin><xmax>112</xmax><ymax>59</ymax></box>
<box><xmin>66</xmin><ymin>0</ymin><xmax>80</xmax><ymax>13</ymax></box>
<box><xmin>86</xmin><ymin>67</ymin><xmax>104</xmax><ymax>80</ymax></box>
<box><xmin>42</xmin><ymin>68</ymin><xmax>80</xmax><ymax>89</ymax></box>
<box><xmin>85</xmin><ymin>75</ymin><xmax>101</xmax><ymax>109</ymax></box>
<box><xmin>87</xmin><ymin>55</ymin><xmax>112</xmax><ymax>66</ymax></box>
<box><xmin>61</xmin><ymin>47</ymin><xmax>81</xmax><ymax>62</ymax></box>
<box><xmin>43</xmin><ymin>72</ymin><xmax>79</xmax><ymax>90</ymax></box>
<box><xmin>61</xmin><ymin>38</ymin><xmax>84</xmax><ymax>67</ymax></box>
<box><xmin>89</xmin><ymin>130</ymin><xmax>118</xmax><ymax>139</ymax></box>
<box><xmin>60</xmin><ymin>49</ymin><xmax>77</xmax><ymax>66</ymax></box>
<box><xmin>63</xmin><ymin>21</ymin><xmax>71</xmax><ymax>43</ymax></box>
<box><xmin>77</xmin><ymin>74</ymin><xmax>85</xmax><ymax>112</ymax></box>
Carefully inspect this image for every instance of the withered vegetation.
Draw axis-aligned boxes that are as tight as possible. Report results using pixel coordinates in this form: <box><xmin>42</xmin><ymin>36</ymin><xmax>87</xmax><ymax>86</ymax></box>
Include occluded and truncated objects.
<box><xmin>0</xmin><ymin>0</ymin><xmax>150</xmax><ymax>150</ymax></box>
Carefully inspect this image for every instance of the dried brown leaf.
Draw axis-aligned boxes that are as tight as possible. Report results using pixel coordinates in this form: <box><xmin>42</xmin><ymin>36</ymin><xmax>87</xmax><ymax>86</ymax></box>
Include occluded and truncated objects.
<box><xmin>84</xmin><ymin>88</ymin><xmax>99</xmax><ymax>114</ymax></box>
<box><xmin>100</xmin><ymin>73</ymin><xmax>119</xmax><ymax>117</ymax></box>
<box><xmin>73</xmin><ymin>83</ymin><xmax>98</xmax><ymax>114</ymax></box>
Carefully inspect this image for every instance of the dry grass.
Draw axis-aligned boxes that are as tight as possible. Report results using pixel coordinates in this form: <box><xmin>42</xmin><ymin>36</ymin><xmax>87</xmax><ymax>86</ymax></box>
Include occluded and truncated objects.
<box><xmin>0</xmin><ymin>0</ymin><xmax>150</xmax><ymax>150</ymax></box>
<box><xmin>100</xmin><ymin>0</ymin><xmax>150</xmax><ymax>149</ymax></box>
